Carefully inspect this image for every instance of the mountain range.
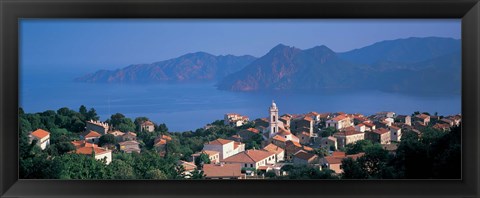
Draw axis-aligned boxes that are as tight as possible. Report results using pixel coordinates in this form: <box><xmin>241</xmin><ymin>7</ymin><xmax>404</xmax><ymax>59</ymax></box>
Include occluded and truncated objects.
<box><xmin>74</xmin><ymin>52</ymin><xmax>256</xmax><ymax>83</ymax></box>
<box><xmin>76</xmin><ymin>37</ymin><xmax>461</xmax><ymax>95</ymax></box>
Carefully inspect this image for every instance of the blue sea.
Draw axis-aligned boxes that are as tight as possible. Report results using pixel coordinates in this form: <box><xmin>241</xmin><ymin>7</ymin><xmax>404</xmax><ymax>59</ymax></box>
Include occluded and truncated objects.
<box><xmin>20</xmin><ymin>69</ymin><xmax>461</xmax><ymax>132</ymax></box>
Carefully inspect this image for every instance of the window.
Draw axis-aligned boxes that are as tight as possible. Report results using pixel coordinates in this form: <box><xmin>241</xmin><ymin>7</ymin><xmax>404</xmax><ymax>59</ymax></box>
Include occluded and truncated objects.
<box><xmin>244</xmin><ymin>163</ymin><xmax>247</xmax><ymax>167</ymax></box>
<box><xmin>250</xmin><ymin>164</ymin><xmax>253</xmax><ymax>168</ymax></box>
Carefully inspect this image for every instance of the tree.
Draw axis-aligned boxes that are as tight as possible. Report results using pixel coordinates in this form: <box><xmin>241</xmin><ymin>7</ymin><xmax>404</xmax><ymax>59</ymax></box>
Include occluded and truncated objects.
<box><xmin>53</xmin><ymin>154</ymin><xmax>108</xmax><ymax>179</ymax></box>
<box><xmin>20</xmin><ymin>151</ymin><xmax>57</xmax><ymax>179</ymax></box>
<box><xmin>245</xmin><ymin>133</ymin><xmax>263</xmax><ymax>150</ymax></box>
<box><xmin>109</xmin><ymin>113</ymin><xmax>135</xmax><ymax>132</ymax></box>
<box><xmin>157</xmin><ymin>123</ymin><xmax>168</xmax><ymax>133</ymax></box>
<box><xmin>265</xmin><ymin>170</ymin><xmax>277</xmax><ymax>178</ymax></box>
<box><xmin>283</xmin><ymin>165</ymin><xmax>338</xmax><ymax>179</ymax></box>
<box><xmin>190</xmin><ymin>169</ymin><xmax>206</xmax><ymax>179</ymax></box>
<box><xmin>109</xmin><ymin>113</ymin><xmax>125</xmax><ymax>126</ymax></box>
<box><xmin>356</xmin><ymin>144</ymin><xmax>389</xmax><ymax>178</ymax></box>
<box><xmin>321</xmin><ymin>127</ymin><xmax>337</xmax><ymax>137</ymax></box>
<box><xmin>345</xmin><ymin>139</ymin><xmax>375</xmax><ymax>155</ymax></box>
<box><xmin>394</xmin><ymin>131</ymin><xmax>429</xmax><ymax>179</ymax></box>
<box><xmin>430</xmin><ymin>125</ymin><xmax>461</xmax><ymax>178</ymax></box>
<box><xmin>79</xmin><ymin>105</ymin><xmax>88</xmax><ymax>117</ymax></box>
<box><xmin>280</xmin><ymin>164</ymin><xmax>294</xmax><ymax>172</ymax></box>
<box><xmin>341</xmin><ymin>157</ymin><xmax>368</xmax><ymax>179</ymax></box>
<box><xmin>313</xmin><ymin>147</ymin><xmax>328</xmax><ymax>157</ymax></box>
<box><xmin>106</xmin><ymin>160</ymin><xmax>136</xmax><ymax>179</ymax></box>
<box><xmin>86</xmin><ymin>108</ymin><xmax>100</xmax><ymax>121</ymax></box>
<box><xmin>194</xmin><ymin>153</ymin><xmax>211</xmax><ymax>168</ymax></box>
<box><xmin>211</xmin><ymin>120</ymin><xmax>225</xmax><ymax>126</ymax></box>
<box><xmin>99</xmin><ymin>134</ymin><xmax>117</xmax><ymax>147</ymax></box>
<box><xmin>238</xmin><ymin>121</ymin><xmax>255</xmax><ymax>129</ymax></box>
<box><xmin>145</xmin><ymin>169</ymin><xmax>168</xmax><ymax>179</ymax></box>
<box><xmin>134</xmin><ymin>117</ymin><xmax>149</xmax><ymax>131</ymax></box>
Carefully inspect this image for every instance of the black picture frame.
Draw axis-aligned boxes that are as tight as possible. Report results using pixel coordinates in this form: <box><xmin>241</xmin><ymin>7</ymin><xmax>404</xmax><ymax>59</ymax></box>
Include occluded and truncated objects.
<box><xmin>1</xmin><ymin>0</ymin><xmax>479</xmax><ymax>197</ymax></box>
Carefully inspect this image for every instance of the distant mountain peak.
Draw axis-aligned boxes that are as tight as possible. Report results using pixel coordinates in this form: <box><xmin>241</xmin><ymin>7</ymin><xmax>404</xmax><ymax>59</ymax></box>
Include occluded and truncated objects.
<box><xmin>266</xmin><ymin>44</ymin><xmax>302</xmax><ymax>58</ymax></box>
<box><xmin>339</xmin><ymin>36</ymin><xmax>461</xmax><ymax>65</ymax></box>
<box><xmin>306</xmin><ymin>45</ymin><xmax>335</xmax><ymax>54</ymax></box>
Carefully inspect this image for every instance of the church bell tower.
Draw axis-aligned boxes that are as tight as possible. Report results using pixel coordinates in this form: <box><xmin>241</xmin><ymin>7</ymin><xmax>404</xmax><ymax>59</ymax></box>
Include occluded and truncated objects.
<box><xmin>269</xmin><ymin>100</ymin><xmax>279</xmax><ymax>137</ymax></box>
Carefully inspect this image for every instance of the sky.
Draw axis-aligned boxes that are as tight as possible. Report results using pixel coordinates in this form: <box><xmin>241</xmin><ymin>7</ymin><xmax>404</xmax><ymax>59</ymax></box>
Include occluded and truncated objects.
<box><xmin>20</xmin><ymin>19</ymin><xmax>460</xmax><ymax>73</ymax></box>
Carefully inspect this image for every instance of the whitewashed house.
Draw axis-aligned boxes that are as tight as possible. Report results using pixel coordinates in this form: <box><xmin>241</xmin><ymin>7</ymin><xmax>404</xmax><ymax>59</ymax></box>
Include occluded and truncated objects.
<box><xmin>30</xmin><ymin>129</ymin><xmax>50</xmax><ymax>150</ymax></box>
<box><xmin>326</xmin><ymin>115</ymin><xmax>353</xmax><ymax>130</ymax></box>
<box><xmin>203</xmin><ymin>138</ymin><xmax>245</xmax><ymax>160</ymax></box>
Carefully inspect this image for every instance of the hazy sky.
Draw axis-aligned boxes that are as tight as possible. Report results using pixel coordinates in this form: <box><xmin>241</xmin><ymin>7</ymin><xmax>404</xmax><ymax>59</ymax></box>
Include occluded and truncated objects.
<box><xmin>20</xmin><ymin>19</ymin><xmax>460</xmax><ymax>72</ymax></box>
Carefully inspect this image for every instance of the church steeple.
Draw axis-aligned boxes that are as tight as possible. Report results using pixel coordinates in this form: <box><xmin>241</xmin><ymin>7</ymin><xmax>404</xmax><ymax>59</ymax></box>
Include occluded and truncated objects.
<box><xmin>269</xmin><ymin>100</ymin><xmax>279</xmax><ymax>138</ymax></box>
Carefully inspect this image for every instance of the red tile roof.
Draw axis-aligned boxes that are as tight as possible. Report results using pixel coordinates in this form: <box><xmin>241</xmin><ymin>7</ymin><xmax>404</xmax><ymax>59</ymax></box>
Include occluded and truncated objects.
<box><xmin>272</xmin><ymin>135</ymin><xmax>287</xmax><ymax>142</ymax></box>
<box><xmin>331</xmin><ymin>115</ymin><xmax>348</xmax><ymax>122</ymax></box>
<box><xmin>203</xmin><ymin>150</ymin><xmax>220</xmax><ymax>156</ymax></box>
<box><xmin>142</xmin><ymin>120</ymin><xmax>155</xmax><ymax>126</ymax></box>
<box><xmin>31</xmin><ymin>129</ymin><xmax>50</xmax><ymax>139</ymax></box>
<box><xmin>71</xmin><ymin>140</ymin><xmax>86</xmax><ymax>149</ymax></box>
<box><xmin>303</xmin><ymin>116</ymin><xmax>313</xmax><ymax>121</ymax></box>
<box><xmin>246</xmin><ymin>128</ymin><xmax>260</xmax><ymax>133</ymax></box>
<box><xmin>203</xmin><ymin>164</ymin><xmax>242</xmax><ymax>178</ymax></box>
<box><xmin>303</xmin><ymin>146</ymin><xmax>313</xmax><ymax>151</ymax></box>
<box><xmin>233</xmin><ymin>141</ymin><xmax>243</xmax><ymax>149</ymax></box>
<box><xmin>332</xmin><ymin>151</ymin><xmax>346</xmax><ymax>157</ymax></box>
<box><xmin>207</xmin><ymin>138</ymin><xmax>233</xmax><ymax>145</ymax></box>
<box><xmin>363</xmin><ymin>122</ymin><xmax>375</xmax><ymax>127</ymax></box>
<box><xmin>277</xmin><ymin>130</ymin><xmax>292</xmax><ymax>136</ymax></box>
<box><xmin>221</xmin><ymin>150</ymin><xmax>274</xmax><ymax>163</ymax></box>
<box><xmin>294</xmin><ymin>150</ymin><xmax>317</xmax><ymax>161</ymax></box>
<box><xmin>374</xmin><ymin>128</ymin><xmax>390</xmax><ymax>135</ymax></box>
<box><xmin>257</xmin><ymin>166</ymin><xmax>272</xmax><ymax>171</ymax></box>
<box><xmin>178</xmin><ymin>160</ymin><xmax>197</xmax><ymax>171</ymax></box>
<box><xmin>75</xmin><ymin>146</ymin><xmax>110</xmax><ymax>155</ymax></box>
<box><xmin>262</xmin><ymin>143</ymin><xmax>284</xmax><ymax>154</ymax></box>
<box><xmin>389</xmin><ymin>125</ymin><xmax>401</xmax><ymax>130</ymax></box>
<box><xmin>324</xmin><ymin>152</ymin><xmax>364</xmax><ymax>165</ymax></box>
<box><xmin>154</xmin><ymin>138</ymin><xmax>167</xmax><ymax>147</ymax></box>
<box><xmin>84</xmin><ymin>130</ymin><xmax>101</xmax><ymax>138</ymax></box>
<box><xmin>346</xmin><ymin>152</ymin><xmax>365</xmax><ymax>160</ymax></box>
<box><xmin>324</xmin><ymin>156</ymin><xmax>343</xmax><ymax>164</ymax></box>
<box><xmin>161</xmin><ymin>135</ymin><xmax>172</xmax><ymax>141</ymax></box>
<box><xmin>123</xmin><ymin>132</ymin><xmax>137</xmax><ymax>137</ymax></box>
<box><xmin>416</xmin><ymin>114</ymin><xmax>430</xmax><ymax>119</ymax></box>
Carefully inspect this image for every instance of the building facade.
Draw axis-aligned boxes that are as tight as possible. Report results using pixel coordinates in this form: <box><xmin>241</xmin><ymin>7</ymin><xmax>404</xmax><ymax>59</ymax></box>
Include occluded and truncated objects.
<box><xmin>86</xmin><ymin>120</ymin><xmax>109</xmax><ymax>135</ymax></box>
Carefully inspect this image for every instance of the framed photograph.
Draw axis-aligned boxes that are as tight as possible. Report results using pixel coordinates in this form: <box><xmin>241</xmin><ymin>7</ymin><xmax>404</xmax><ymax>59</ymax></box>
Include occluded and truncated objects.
<box><xmin>1</xmin><ymin>0</ymin><xmax>479</xmax><ymax>197</ymax></box>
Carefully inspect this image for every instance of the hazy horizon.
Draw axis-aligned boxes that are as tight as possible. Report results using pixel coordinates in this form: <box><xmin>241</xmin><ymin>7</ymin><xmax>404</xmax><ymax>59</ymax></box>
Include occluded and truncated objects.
<box><xmin>20</xmin><ymin>19</ymin><xmax>460</xmax><ymax>73</ymax></box>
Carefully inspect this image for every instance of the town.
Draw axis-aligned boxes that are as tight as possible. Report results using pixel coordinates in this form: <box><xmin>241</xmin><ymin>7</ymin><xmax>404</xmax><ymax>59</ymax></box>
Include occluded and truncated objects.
<box><xmin>21</xmin><ymin>101</ymin><xmax>462</xmax><ymax>179</ymax></box>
